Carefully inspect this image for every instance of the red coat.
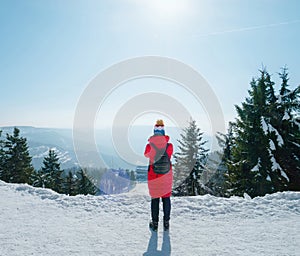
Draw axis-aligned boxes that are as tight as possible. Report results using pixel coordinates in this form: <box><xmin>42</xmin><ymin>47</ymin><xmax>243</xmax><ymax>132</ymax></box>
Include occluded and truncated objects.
<box><xmin>144</xmin><ymin>135</ymin><xmax>173</xmax><ymax>198</ymax></box>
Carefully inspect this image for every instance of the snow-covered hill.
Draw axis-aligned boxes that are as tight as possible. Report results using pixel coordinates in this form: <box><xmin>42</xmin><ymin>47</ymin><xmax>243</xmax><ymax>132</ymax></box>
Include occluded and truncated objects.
<box><xmin>0</xmin><ymin>181</ymin><xmax>299</xmax><ymax>256</ymax></box>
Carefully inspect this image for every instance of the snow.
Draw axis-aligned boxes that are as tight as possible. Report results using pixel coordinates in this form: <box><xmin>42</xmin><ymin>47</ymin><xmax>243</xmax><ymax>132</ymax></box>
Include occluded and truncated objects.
<box><xmin>270</xmin><ymin>156</ymin><xmax>283</xmax><ymax>171</ymax></box>
<box><xmin>1</xmin><ymin>181</ymin><xmax>300</xmax><ymax>256</ymax></box>
<box><xmin>277</xmin><ymin>95</ymin><xmax>282</xmax><ymax>104</ymax></box>
<box><xmin>292</xmin><ymin>142</ymin><xmax>300</xmax><ymax>148</ymax></box>
<box><xmin>269</xmin><ymin>140</ymin><xmax>276</xmax><ymax>151</ymax></box>
<box><xmin>261</xmin><ymin>117</ymin><xmax>269</xmax><ymax>135</ymax></box>
<box><xmin>31</xmin><ymin>146</ymin><xmax>72</xmax><ymax>165</ymax></box>
<box><xmin>270</xmin><ymin>156</ymin><xmax>289</xmax><ymax>182</ymax></box>
<box><xmin>274</xmin><ymin>130</ymin><xmax>284</xmax><ymax>146</ymax></box>
<box><xmin>250</xmin><ymin>158</ymin><xmax>260</xmax><ymax>172</ymax></box>
<box><xmin>280</xmin><ymin>170</ymin><xmax>290</xmax><ymax>182</ymax></box>
<box><xmin>282</xmin><ymin>111</ymin><xmax>290</xmax><ymax>121</ymax></box>
<box><xmin>243</xmin><ymin>193</ymin><xmax>251</xmax><ymax>200</ymax></box>
<box><xmin>261</xmin><ymin>117</ymin><xmax>284</xmax><ymax>146</ymax></box>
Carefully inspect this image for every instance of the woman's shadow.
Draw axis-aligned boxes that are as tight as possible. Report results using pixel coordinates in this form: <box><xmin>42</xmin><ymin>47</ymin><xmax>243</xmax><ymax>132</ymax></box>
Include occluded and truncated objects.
<box><xmin>143</xmin><ymin>231</ymin><xmax>171</xmax><ymax>256</ymax></box>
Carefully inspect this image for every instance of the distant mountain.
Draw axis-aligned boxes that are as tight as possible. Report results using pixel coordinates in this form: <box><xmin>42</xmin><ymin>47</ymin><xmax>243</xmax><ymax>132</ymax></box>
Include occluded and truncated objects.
<box><xmin>0</xmin><ymin>126</ymin><xmax>77</xmax><ymax>170</ymax></box>
<box><xmin>0</xmin><ymin>126</ymin><xmax>152</xmax><ymax>170</ymax></box>
<box><xmin>0</xmin><ymin>126</ymin><xmax>217</xmax><ymax>170</ymax></box>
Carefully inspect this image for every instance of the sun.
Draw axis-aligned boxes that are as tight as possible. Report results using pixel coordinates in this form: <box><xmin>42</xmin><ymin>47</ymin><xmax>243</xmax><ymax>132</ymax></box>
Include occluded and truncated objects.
<box><xmin>152</xmin><ymin>0</ymin><xmax>189</xmax><ymax>16</ymax></box>
<box><xmin>143</xmin><ymin>0</ymin><xmax>192</xmax><ymax>23</ymax></box>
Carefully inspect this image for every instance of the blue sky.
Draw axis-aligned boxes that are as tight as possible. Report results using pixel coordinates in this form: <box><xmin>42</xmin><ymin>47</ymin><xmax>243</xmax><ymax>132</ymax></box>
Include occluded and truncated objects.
<box><xmin>0</xmin><ymin>0</ymin><xmax>299</xmax><ymax>131</ymax></box>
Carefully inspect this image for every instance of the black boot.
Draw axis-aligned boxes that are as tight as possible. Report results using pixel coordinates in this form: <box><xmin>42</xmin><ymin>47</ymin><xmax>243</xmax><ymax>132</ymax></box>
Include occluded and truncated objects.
<box><xmin>163</xmin><ymin>220</ymin><xmax>169</xmax><ymax>231</ymax></box>
<box><xmin>149</xmin><ymin>221</ymin><xmax>158</xmax><ymax>232</ymax></box>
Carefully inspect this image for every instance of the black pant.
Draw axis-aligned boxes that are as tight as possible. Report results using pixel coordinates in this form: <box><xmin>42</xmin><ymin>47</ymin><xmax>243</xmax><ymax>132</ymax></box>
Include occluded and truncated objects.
<box><xmin>151</xmin><ymin>197</ymin><xmax>171</xmax><ymax>222</ymax></box>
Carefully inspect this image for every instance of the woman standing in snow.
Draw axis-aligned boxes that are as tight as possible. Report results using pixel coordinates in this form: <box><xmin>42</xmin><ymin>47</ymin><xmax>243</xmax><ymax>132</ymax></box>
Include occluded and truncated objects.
<box><xmin>144</xmin><ymin>120</ymin><xmax>173</xmax><ymax>232</ymax></box>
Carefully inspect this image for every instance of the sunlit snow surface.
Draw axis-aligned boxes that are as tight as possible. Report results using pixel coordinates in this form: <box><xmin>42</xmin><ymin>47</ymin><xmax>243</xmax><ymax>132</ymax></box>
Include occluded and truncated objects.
<box><xmin>0</xmin><ymin>181</ymin><xmax>299</xmax><ymax>255</ymax></box>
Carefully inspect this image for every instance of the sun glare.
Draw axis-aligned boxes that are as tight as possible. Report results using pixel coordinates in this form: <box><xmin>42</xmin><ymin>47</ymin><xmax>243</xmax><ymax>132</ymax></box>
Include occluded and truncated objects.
<box><xmin>143</xmin><ymin>0</ymin><xmax>191</xmax><ymax>23</ymax></box>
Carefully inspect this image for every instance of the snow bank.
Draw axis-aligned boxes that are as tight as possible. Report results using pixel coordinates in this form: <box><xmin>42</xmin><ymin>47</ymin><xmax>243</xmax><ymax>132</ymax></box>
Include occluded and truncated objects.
<box><xmin>1</xmin><ymin>181</ymin><xmax>299</xmax><ymax>256</ymax></box>
<box><xmin>3</xmin><ymin>181</ymin><xmax>298</xmax><ymax>218</ymax></box>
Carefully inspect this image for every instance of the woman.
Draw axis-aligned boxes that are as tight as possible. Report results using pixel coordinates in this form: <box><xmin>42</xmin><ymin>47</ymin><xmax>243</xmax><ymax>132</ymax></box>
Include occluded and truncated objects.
<box><xmin>144</xmin><ymin>120</ymin><xmax>173</xmax><ymax>231</ymax></box>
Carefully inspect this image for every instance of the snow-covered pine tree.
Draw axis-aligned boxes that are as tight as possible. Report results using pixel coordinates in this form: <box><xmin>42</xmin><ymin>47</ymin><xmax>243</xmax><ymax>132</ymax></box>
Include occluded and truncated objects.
<box><xmin>173</xmin><ymin>119</ymin><xmax>208</xmax><ymax>196</ymax></box>
<box><xmin>228</xmin><ymin>68</ymin><xmax>299</xmax><ymax>197</ymax></box>
<box><xmin>40</xmin><ymin>149</ymin><xmax>64</xmax><ymax>193</ymax></box>
<box><xmin>270</xmin><ymin>68</ymin><xmax>300</xmax><ymax>191</ymax></box>
<box><xmin>3</xmin><ymin>127</ymin><xmax>34</xmax><ymax>184</ymax></box>
<box><xmin>228</xmin><ymin>71</ymin><xmax>279</xmax><ymax>197</ymax></box>
<box><xmin>76</xmin><ymin>168</ymin><xmax>98</xmax><ymax>195</ymax></box>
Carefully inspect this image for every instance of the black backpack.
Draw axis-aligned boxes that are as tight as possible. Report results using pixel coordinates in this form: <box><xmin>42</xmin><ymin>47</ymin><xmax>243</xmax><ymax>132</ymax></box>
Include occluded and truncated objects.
<box><xmin>150</xmin><ymin>143</ymin><xmax>171</xmax><ymax>174</ymax></box>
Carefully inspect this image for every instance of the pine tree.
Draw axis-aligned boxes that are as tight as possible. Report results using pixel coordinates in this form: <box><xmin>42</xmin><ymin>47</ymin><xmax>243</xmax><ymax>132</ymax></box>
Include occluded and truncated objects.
<box><xmin>63</xmin><ymin>171</ymin><xmax>78</xmax><ymax>196</ymax></box>
<box><xmin>271</xmin><ymin>68</ymin><xmax>300</xmax><ymax>190</ymax></box>
<box><xmin>173</xmin><ymin>119</ymin><xmax>208</xmax><ymax>196</ymax></box>
<box><xmin>76</xmin><ymin>168</ymin><xmax>97</xmax><ymax>195</ymax></box>
<box><xmin>0</xmin><ymin>130</ymin><xmax>6</xmax><ymax>181</ymax></box>
<box><xmin>207</xmin><ymin>123</ymin><xmax>234</xmax><ymax>197</ymax></box>
<box><xmin>3</xmin><ymin>128</ymin><xmax>34</xmax><ymax>184</ymax></box>
<box><xmin>31</xmin><ymin>169</ymin><xmax>44</xmax><ymax>188</ymax></box>
<box><xmin>228</xmin><ymin>68</ymin><xmax>299</xmax><ymax>197</ymax></box>
<box><xmin>41</xmin><ymin>149</ymin><xmax>64</xmax><ymax>193</ymax></box>
<box><xmin>229</xmin><ymin>71</ymin><xmax>281</xmax><ymax>197</ymax></box>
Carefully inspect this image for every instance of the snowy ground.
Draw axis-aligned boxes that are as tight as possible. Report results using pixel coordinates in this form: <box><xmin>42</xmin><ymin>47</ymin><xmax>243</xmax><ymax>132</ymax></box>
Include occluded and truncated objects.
<box><xmin>0</xmin><ymin>181</ymin><xmax>299</xmax><ymax>256</ymax></box>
